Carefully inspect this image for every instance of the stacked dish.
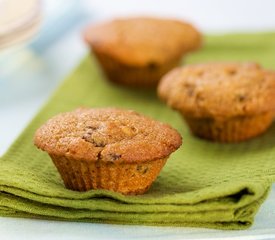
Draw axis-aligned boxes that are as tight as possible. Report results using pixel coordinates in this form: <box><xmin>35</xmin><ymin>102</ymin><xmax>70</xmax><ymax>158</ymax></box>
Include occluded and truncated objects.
<box><xmin>0</xmin><ymin>0</ymin><xmax>42</xmax><ymax>49</ymax></box>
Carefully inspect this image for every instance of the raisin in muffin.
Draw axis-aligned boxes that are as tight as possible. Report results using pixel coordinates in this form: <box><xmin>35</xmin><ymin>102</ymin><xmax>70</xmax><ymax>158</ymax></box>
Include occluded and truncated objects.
<box><xmin>84</xmin><ymin>17</ymin><xmax>201</xmax><ymax>87</ymax></box>
<box><xmin>34</xmin><ymin>108</ymin><xmax>182</xmax><ymax>194</ymax></box>
<box><xmin>158</xmin><ymin>62</ymin><xmax>275</xmax><ymax>142</ymax></box>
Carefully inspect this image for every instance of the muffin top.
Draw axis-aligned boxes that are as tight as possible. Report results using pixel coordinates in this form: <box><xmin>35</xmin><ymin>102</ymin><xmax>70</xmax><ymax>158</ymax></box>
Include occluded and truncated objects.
<box><xmin>84</xmin><ymin>17</ymin><xmax>201</xmax><ymax>66</ymax></box>
<box><xmin>34</xmin><ymin>108</ymin><xmax>182</xmax><ymax>163</ymax></box>
<box><xmin>158</xmin><ymin>62</ymin><xmax>275</xmax><ymax>118</ymax></box>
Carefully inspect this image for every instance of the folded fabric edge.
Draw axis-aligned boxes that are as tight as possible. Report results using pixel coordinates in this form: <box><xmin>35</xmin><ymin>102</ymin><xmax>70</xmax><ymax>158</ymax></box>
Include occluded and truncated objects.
<box><xmin>0</xmin><ymin>177</ymin><xmax>270</xmax><ymax>206</ymax></box>
<box><xmin>0</xmin><ymin>186</ymin><xmax>268</xmax><ymax>229</ymax></box>
<box><xmin>0</xmin><ymin>211</ymin><xmax>252</xmax><ymax>230</ymax></box>
<box><xmin>0</xmin><ymin>186</ymin><xmax>266</xmax><ymax>213</ymax></box>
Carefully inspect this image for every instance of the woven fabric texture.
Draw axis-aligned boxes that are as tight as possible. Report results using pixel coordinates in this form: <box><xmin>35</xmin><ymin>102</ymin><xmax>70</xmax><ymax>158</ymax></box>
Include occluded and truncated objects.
<box><xmin>1</xmin><ymin>32</ymin><xmax>275</xmax><ymax>230</ymax></box>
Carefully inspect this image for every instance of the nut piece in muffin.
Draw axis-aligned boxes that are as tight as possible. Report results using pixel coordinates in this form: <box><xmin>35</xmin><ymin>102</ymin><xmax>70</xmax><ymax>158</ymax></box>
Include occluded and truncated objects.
<box><xmin>158</xmin><ymin>62</ymin><xmax>275</xmax><ymax>142</ymax></box>
<box><xmin>84</xmin><ymin>17</ymin><xmax>201</xmax><ymax>87</ymax></box>
<box><xmin>34</xmin><ymin>108</ymin><xmax>182</xmax><ymax>194</ymax></box>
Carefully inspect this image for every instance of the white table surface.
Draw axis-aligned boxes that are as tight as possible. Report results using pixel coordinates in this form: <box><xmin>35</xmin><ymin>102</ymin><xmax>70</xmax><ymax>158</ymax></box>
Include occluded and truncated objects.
<box><xmin>1</xmin><ymin>0</ymin><xmax>275</xmax><ymax>239</ymax></box>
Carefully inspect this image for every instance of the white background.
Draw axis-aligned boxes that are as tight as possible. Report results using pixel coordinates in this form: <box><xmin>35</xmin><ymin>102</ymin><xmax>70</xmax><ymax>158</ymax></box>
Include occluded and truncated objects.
<box><xmin>1</xmin><ymin>0</ymin><xmax>275</xmax><ymax>239</ymax></box>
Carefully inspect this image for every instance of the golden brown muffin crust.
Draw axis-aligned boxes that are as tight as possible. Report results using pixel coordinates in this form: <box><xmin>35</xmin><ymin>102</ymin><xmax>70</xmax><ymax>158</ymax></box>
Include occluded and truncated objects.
<box><xmin>34</xmin><ymin>108</ymin><xmax>182</xmax><ymax>163</ymax></box>
<box><xmin>84</xmin><ymin>17</ymin><xmax>201</xmax><ymax>66</ymax></box>
<box><xmin>158</xmin><ymin>62</ymin><xmax>275</xmax><ymax>118</ymax></box>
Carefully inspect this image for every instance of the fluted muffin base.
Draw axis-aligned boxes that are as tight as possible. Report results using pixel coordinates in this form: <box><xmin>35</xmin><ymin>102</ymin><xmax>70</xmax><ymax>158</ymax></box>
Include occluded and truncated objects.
<box><xmin>93</xmin><ymin>50</ymin><xmax>181</xmax><ymax>88</ymax></box>
<box><xmin>50</xmin><ymin>155</ymin><xmax>167</xmax><ymax>195</ymax></box>
<box><xmin>184</xmin><ymin>112</ymin><xmax>274</xmax><ymax>143</ymax></box>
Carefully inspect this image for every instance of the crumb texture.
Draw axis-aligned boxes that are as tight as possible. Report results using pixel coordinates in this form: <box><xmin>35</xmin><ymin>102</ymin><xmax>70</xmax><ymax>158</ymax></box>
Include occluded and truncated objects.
<box><xmin>158</xmin><ymin>62</ymin><xmax>275</xmax><ymax>118</ymax></box>
<box><xmin>34</xmin><ymin>108</ymin><xmax>182</xmax><ymax>162</ymax></box>
<box><xmin>84</xmin><ymin>17</ymin><xmax>201</xmax><ymax>66</ymax></box>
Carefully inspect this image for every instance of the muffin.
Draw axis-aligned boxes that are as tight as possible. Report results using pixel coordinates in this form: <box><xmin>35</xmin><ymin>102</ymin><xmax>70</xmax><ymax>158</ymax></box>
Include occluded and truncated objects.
<box><xmin>158</xmin><ymin>62</ymin><xmax>275</xmax><ymax>142</ymax></box>
<box><xmin>34</xmin><ymin>108</ymin><xmax>182</xmax><ymax>194</ymax></box>
<box><xmin>83</xmin><ymin>17</ymin><xmax>201</xmax><ymax>87</ymax></box>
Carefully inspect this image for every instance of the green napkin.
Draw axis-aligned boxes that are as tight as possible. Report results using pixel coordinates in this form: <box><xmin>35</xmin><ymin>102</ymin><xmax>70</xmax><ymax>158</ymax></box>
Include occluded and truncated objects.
<box><xmin>1</xmin><ymin>32</ymin><xmax>275</xmax><ymax>230</ymax></box>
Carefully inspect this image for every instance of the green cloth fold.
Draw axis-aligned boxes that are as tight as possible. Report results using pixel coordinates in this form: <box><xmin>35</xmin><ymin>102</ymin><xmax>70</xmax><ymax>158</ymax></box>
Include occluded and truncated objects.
<box><xmin>1</xmin><ymin>32</ymin><xmax>275</xmax><ymax>230</ymax></box>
